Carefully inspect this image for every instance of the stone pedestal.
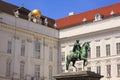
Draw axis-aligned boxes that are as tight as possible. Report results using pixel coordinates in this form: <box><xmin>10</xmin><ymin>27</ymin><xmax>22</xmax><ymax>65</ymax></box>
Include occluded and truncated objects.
<box><xmin>53</xmin><ymin>71</ymin><xmax>103</xmax><ymax>80</ymax></box>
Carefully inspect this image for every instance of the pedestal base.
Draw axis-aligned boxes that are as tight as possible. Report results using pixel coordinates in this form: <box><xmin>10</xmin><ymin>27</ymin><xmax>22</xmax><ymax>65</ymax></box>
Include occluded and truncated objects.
<box><xmin>53</xmin><ymin>71</ymin><xmax>103</xmax><ymax>80</ymax></box>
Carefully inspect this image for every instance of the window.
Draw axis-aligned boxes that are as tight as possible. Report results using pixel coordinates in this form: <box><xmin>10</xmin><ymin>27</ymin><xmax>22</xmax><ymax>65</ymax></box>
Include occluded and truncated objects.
<box><xmin>49</xmin><ymin>47</ymin><xmax>53</xmax><ymax>61</ymax></box>
<box><xmin>106</xmin><ymin>65</ymin><xmax>111</xmax><ymax>77</ymax></box>
<box><xmin>21</xmin><ymin>40</ymin><xmax>25</xmax><ymax>56</ymax></box>
<box><xmin>49</xmin><ymin>66</ymin><xmax>53</xmax><ymax>80</ymax></box>
<box><xmin>7</xmin><ymin>41</ymin><xmax>12</xmax><ymax>53</ymax></box>
<box><xmin>34</xmin><ymin>65</ymin><xmax>40</xmax><ymax>80</ymax></box>
<box><xmin>6</xmin><ymin>60</ymin><xmax>11</xmax><ymax>77</ymax></box>
<box><xmin>20</xmin><ymin>62</ymin><xmax>25</xmax><ymax>80</ymax></box>
<box><xmin>34</xmin><ymin>40</ymin><xmax>41</xmax><ymax>59</ymax></box>
<box><xmin>96</xmin><ymin>46</ymin><xmax>100</xmax><ymax>57</ymax></box>
<box><xmin>106</xmin><ymin>44</ymin><xmax>110</xmax><ymax>56</ymax></box>
<box><xmin>116</xmin><ymin>43</ymin><xmax>120</xmax><ymax>55</ymax></box>
<box><xmin>117</xmin><ymin>64</ymin><xmax>120</xmax><ymax>77</ymax></box>
<box><xmin>97</xmin><ymin>66</ymin><xmax>101</xmax><ymax>75</ymax></box>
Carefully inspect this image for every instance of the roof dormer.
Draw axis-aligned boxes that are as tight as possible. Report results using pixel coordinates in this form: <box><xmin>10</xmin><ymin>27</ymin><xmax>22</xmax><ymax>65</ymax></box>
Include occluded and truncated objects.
<box><xmin>110</xmin><ymin>10</ymin><xmax>115</xmax><ymax>16</ymax></box>
<box><xmin>94</xmin><ymin>13</ymin><xmax>103</xmax><ymax>21</ymax></box>
<box><xmin>82</xmin><ymin>18</ymin><xmax>87</xmax><ymax>23</ymax></box>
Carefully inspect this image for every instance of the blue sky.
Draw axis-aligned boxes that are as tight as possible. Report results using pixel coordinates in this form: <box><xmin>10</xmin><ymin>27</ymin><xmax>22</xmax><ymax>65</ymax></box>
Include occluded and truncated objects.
<box><xmin>4</xmin><ymin>0</ymin><xmax>120</xmax><ymax>20</ymax></box>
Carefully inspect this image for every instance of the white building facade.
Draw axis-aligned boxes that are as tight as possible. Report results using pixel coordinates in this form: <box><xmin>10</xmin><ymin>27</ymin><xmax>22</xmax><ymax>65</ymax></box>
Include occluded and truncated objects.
<box><xmin>0</xmin><ymin>1</ymin><xmax>120</xmax><ymax>80</ymax></box>
<box><xmin>0</xmin><ymin>4</ymin><xmax>59</xmax><ymax>80</ymax></box>
<box><xmin>59</xmin><ymin>8</ymin><xmax>120</xmax><ymax>80</ymax></box>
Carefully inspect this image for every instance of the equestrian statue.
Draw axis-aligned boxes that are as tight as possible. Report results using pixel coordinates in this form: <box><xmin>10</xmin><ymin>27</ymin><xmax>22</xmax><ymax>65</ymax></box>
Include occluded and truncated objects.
<box><xmin>66</xmin><ymin>40</ymin><xmax>90</xmax><ymax>71</ymax></box>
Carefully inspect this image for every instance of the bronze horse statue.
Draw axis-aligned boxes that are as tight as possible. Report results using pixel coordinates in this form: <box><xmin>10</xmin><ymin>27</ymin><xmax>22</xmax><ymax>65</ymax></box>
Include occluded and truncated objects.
<box><xmin>66</xmin><ymin>42</ymin><xmax>90</xmax><ymax>71</ymax></box>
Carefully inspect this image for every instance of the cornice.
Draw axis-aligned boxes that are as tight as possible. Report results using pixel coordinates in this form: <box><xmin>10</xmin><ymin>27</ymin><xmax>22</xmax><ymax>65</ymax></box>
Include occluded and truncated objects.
<box><xmin>0</xmin><ymin>23</ymin><xmax>58</xmax><ymax>41</ymax></box>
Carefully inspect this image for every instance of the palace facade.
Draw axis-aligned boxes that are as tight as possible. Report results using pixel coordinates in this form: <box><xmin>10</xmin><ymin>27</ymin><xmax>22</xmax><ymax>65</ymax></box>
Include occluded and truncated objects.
<box><xmin>57</xmin><ymin>2</ymin><xmax>120</xmax><ymax>80</ymax></box>
<box><xmin>0</xmin><ymin>1</ymin><xmax>59</xmax><ymax>80</ymax></box>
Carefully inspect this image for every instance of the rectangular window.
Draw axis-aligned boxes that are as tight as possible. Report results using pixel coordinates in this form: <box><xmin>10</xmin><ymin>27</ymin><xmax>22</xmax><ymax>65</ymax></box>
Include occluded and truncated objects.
<box><xmin>96</xmin><ymin>46</ymin><xmax>100</xmax><ymax>57</ymax></box>
<box><xmin>117</xmin><ymin>64</ymin><xmax>120</xmax><ymax>77</ymax></box>
<box><xmin>34</xmin><ymin>65</ymin><xmax>40</xmax><ymax>80</ymax></box>
<box><xmin>6</xmin><ymin>61</ymin><xmax>11</xmax><ymax>77</ymax></box>
<box><xmin>106</xmin><ymin>65</ymin><xmax>111</xmax><ymax>77</ymax></box>
<box><xmin>34</xmin><ymin>40</ymin><xmax>41</xmax><ymax>59</ymax></box>
<box><xmin>49</xmin><ymin>47</ymin><xmax>53</xmax><ymax>61</ymax></box>
<box><xmin>7</xmin><ymin>41</ymin><xmax>12</xmax><ymax>53</ymax></box>
<box><xmin>116</xmin><ymin>43</ymin><xmax>120</xmax><ymax>55</ymax></box>
<box><xmin>21</xmin><ymin>43</ymin><xmax>25</xmax><ymax>56</ymax></box>
<box><xmin>20</xmin><ymin>63</ymin><xmax>24</xmax><ymax>80</ymax></box>
<box><xmin>97</xmin><ymin>66</ymin><xmax>101</xmax><ymax>75</ymax></box>
<box><xmin>106</xmin><ymin>44</ymin><xmax>110</xmax><ymax>56</ymax></box>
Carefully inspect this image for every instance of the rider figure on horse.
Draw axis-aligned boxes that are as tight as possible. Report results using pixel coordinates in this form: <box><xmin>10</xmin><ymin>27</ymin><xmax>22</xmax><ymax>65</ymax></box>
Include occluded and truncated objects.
<box><xmin>72</xmin><ymin>40</ymin><xmax>81</xmax><ymax>59</ymax></box>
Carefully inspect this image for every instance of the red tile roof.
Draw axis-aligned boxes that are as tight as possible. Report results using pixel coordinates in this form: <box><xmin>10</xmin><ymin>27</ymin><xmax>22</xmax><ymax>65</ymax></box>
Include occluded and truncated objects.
<box><xmin>56</xmin><ymin>3</ymin><xmax>120</xmax><ymax>29</ymax></box>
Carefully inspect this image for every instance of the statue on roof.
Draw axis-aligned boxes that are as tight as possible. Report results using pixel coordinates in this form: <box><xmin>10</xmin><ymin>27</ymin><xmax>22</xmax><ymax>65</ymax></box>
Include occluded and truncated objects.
<box><xmin>28</xmin><ymin>9</ymin><xmax>41</xmax><ymax>23</ymax></box>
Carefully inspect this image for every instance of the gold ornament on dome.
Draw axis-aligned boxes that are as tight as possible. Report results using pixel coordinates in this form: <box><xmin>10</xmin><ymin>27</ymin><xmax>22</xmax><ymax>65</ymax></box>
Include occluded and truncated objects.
<box><xmin>31</xmin><ymin>9</ymin><xmax>41</xmax><ymax>18</ymax></box>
